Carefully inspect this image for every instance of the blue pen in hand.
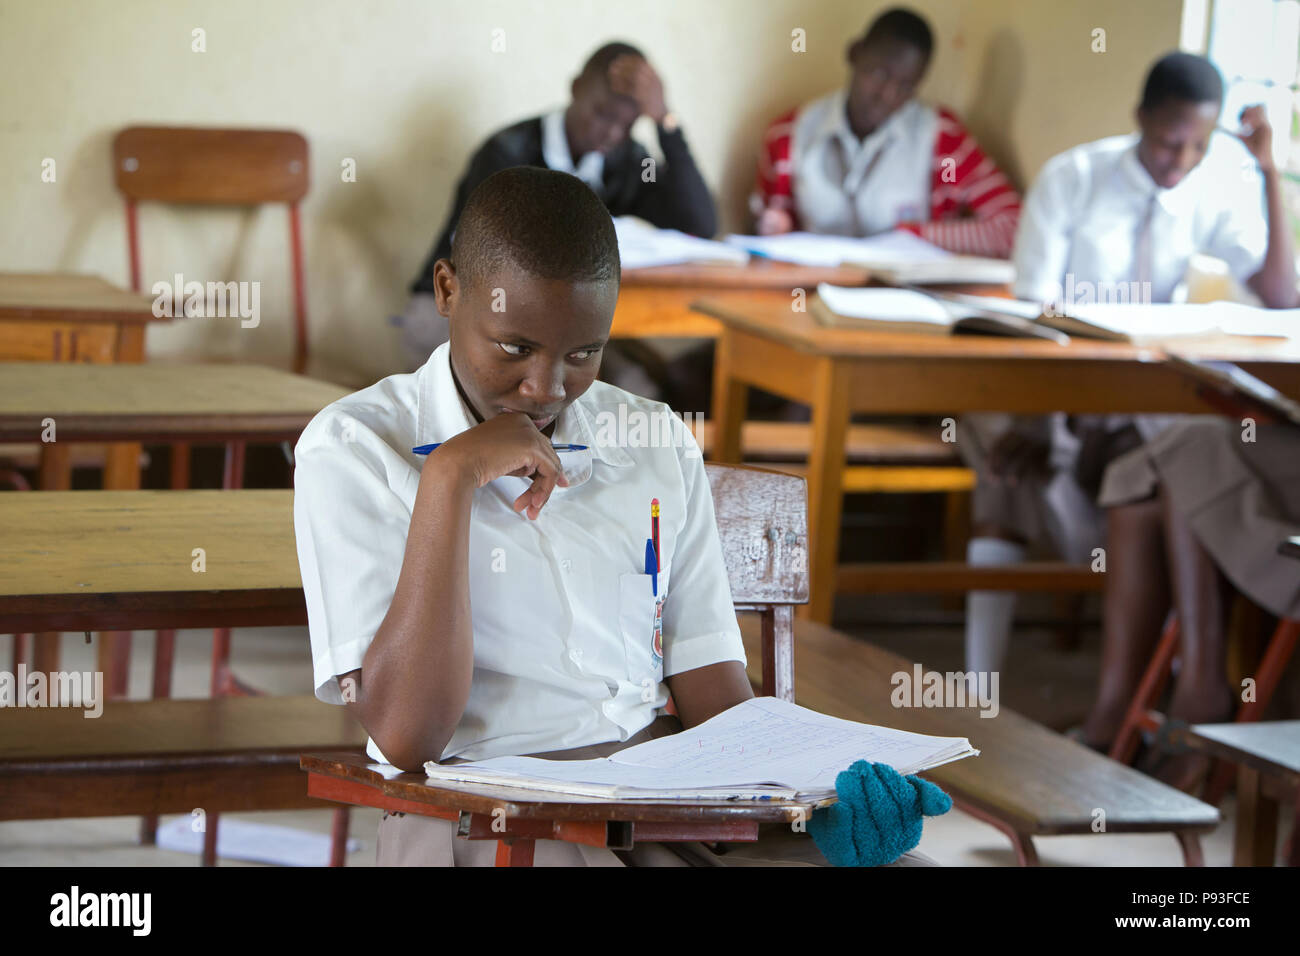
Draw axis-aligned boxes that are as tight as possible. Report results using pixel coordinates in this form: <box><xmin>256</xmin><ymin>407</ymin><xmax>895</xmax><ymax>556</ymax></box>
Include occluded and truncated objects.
<box><xmin>644</xmin><ymin>538</ymin><xmax>658</xmax><ymax>596</ymax></box>
<box><xmin>412</xmin><ymin>442</ymin><xmax>588</xmax><ymax>455</ymax></box>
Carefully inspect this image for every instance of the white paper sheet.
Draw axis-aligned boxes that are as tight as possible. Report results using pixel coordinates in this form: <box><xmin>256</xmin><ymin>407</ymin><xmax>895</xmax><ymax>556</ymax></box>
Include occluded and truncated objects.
<box><xmin>423</xmin><ymin>697</ymin><xmax>977</xmax><ymax>801</ymax></box>
<box><xmin>615</xmin><ymin>216</ymin><xmax>749</xmax><ymax>269</ymax></box>
<box><xmin>726</xmin><ymin>230</ymin><xmax>952</xmax><ymax>268</ymax></box>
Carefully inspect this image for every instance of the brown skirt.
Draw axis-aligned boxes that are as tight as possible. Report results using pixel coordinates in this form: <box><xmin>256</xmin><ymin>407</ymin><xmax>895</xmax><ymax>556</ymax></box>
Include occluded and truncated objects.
<box><xmin>1099</xmin><ymin>417</ymin><xmax>1300</xmax><ymax>618</ymax></box>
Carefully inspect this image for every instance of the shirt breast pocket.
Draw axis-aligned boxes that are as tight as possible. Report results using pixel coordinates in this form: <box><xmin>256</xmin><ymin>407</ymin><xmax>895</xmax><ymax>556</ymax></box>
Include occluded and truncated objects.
<box><xmin>617</xmin><ymin>563</ymin><xmax>670</xmax><ymax>689</ymax></box>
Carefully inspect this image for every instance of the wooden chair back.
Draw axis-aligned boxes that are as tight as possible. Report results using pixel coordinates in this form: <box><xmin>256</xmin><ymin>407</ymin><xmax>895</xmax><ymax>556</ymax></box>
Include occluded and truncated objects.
<box><xmin>113</xmin><ymin>126</ymin><xmax>308</xmax><ymax>205</ymax></box>
<box><xmin>111</xmin><ymin>126</ymin><xmax>311</xmax><ymax>372</ymax></box>
<box><xmin>704</xmin><ymin>462</ymin><xmax>809</xmax><ymax>701</ymax></box>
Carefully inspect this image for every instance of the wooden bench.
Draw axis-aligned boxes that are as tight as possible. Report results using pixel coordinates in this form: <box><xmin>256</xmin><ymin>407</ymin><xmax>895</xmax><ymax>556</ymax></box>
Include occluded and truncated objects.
<box><xmin>0</xmin><ymin>694</ymin><xmax>367</xmax><ymax>862</ymax></box>
<box><xmin>737</xmin><ymin>616</ymin><xmax>1220</xmax><ymax>865</ymax></box>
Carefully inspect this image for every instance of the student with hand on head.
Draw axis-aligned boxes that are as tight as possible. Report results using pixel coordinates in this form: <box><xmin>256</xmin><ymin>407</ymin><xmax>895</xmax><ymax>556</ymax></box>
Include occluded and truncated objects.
<box><xmin>960</xmin><ymin>53</ymin><xmax>1298</xmax><ymax>723</ymax></box>
<box><xmin>751</xmin><ymin>6</ymin><xmax>1021</xmax><ymax>256</ymax></box>
<box><xmin>294</xmin><ymin>167</ymin><xmax>938</xmax><ymax>865</ymax></box>
<box><xmin>398</xmin><ymin>41</ymin><xmax>716</xmax><ymax>374</ymax></box>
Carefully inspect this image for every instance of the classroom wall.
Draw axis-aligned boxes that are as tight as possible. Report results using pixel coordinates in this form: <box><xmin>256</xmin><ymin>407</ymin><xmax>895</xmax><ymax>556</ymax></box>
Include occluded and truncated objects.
<box><xmin>1</xmin><ymin>0</ymin><xmax>1183</xmax><ymax>382</ymax></box>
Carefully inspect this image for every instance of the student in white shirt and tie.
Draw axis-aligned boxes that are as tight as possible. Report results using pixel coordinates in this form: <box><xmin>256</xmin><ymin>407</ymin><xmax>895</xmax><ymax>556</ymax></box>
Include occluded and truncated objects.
<box><xmin>294</xmin><ymin>167</ymin><xmax>940</xmax><ymax>865</ymax></box>
<box><xmin>961</xmin><ymin>53</ymin><xmax>1297</xmax><ymax>702</ymax></box>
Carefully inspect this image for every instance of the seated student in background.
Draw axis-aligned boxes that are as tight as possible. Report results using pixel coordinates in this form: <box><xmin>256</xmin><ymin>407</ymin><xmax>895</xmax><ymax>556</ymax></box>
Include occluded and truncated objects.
<box><xmin>751</xmin><ymin>6</ymin><xmax>1020</xmax><ymax>257</ymax></box>
<box><xmin>960</xmin><ymin>53</ymin><xmax>1297</xmax><ymax>702</ymax></box>
<box><xmin>295</xmin><ymin>167</ymin><xmax>937</xmax><ymax>866</ymax></box>
<box><xmin>398</xmin><ymin>40</ymin><xmax>716</xmax><ymax>375</ymax></box>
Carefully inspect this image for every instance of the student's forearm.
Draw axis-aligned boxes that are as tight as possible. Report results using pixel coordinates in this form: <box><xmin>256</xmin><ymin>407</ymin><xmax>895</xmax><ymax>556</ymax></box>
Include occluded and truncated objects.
<box><xmin>362</xmin><ymin>457</ymin><xmax>477</xmax><ymax>769</ymax></box>
<box><xmin>635</xmin><ymin>130</ymin><xmax>718</xmax><ymax>237</ymax></box>
<box><xmin>1249</xmin><ymin>167</ymin><xmax>1299</xmax><ymax>308</ymax></box>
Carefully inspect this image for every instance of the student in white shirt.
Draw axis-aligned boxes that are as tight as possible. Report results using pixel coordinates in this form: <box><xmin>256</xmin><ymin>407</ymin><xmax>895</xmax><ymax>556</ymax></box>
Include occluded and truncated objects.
<box><xmin>294</xmin><ymin>166</ymin><xmax>937</xmax><ymax>865</ymax></box>
<box><xmin>961</xmin><ymin>53</ymin><xmax>1297</xmax><ymax>695</ymax></box>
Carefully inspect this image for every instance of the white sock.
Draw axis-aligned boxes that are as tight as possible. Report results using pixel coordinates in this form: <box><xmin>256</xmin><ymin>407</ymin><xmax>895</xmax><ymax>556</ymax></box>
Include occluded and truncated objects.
<box><xmin>964</xmin><ymin>537</ymin><xmax>1026</xmax><ymax>675</ymax></box>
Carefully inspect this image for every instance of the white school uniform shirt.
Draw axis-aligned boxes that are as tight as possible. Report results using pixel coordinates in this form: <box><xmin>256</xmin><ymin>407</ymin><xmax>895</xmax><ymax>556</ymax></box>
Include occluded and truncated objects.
<box><xmin>541</xmin><ymin>108</ymin><xmax>606</xmax><ymax>194</ymax></box>
<box><xmin>789</xmin><ymin>90</ymin><xmax>936</xmax><ymax>236</ymax></box>
<box><xmin>1012</xmin><ymin>131</ymin><xmax>1268</xmax><ymax>305</ymax></box>
<box><xmin>1014</xmin><ymin>133</ymin><xmax>1268</xmax><ymax>449</ymax></box>
<box><xmin>293</xmin><ymin>342</ymin><xmax>745</xmax><ymax>764</ymax></box>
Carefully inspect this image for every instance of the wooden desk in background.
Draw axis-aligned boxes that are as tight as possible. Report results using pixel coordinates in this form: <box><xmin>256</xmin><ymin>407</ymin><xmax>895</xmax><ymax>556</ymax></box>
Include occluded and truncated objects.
<box><xmin>0</xmin><ymin>273</ymin><xmax>169</xmax><ymax>489</ymax></box>
<box><xmin>0</xmin><ymin>490</ymin><xmax>305</xmax><ymax>637</ymax></box>
<box><xmin>1177</xmin><ymin>721</ymin><xmax>1300</xmax><ymax>866</ymax></box>
<box><xmin>0</xmin><ymin>362</ymin><xmax>349</xmax><ymax>446</ymax></box>
<box><xmin>611</xmin><ymin>261</ymin><xmax>871</xmax><ymax>339</ymax></box>
<box><xmin>695</xmin><ymin>292</ymin><xmax>1300</xmax><ymax>622</ymax></box>
<box><xmin>0</xmin><ymin>365</ymin><xmax>349</xmax><ymax>697</ymax></box>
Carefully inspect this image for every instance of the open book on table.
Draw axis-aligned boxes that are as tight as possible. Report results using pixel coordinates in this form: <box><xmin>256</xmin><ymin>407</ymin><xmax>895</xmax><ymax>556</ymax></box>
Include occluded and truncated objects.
<box><xmin>726</xmin><ymin>229</ymin><xmax>1015</xmax><ymax>285</ymax></box>
<box><xmin>810</xmin><ymin>284</ymin><xmax>1068</xmax><ymax>342</ymax></box>
<box><xmin>422</xmin><ymin>696</ymin><xmax>978</xmax><ymax>803</ymax></box>
<box><xmin>1036</xmin><ymin>300</ymin><xmax>1299</xmax><ymax>343</ymax></box>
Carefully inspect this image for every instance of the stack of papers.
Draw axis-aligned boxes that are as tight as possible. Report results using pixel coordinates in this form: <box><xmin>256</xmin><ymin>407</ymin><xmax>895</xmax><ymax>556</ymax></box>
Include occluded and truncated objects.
<box><xmin>726</xmin><ymin>230</ymin><xmax>1015</xmax><ymax>284</ymax></box>
<box><xmin>615</xmin><ymin>216</ymin><xmax>749</xmax><ymax>270</ymax></box>
<box><xmin>423</xmin><ymin>696</ymin><xmax>978</xmax><ymax>803</ymax></box>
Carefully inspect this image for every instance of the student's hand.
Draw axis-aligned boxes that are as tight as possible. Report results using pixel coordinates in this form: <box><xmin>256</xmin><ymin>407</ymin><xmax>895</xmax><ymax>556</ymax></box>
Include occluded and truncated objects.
<box><xmin>608</xmin><ymin>54</ymin><xmax>667</xmax><ymax>125</ymax></box>
<box><xmin>808</xmin><ymin>761</ymin><xmax>951</xmax><ymax>866</ymax></box>
<box><xmin>434</xmin><ymin>413</ymin><xmax>569</xmax><ymax>519</ymax></box>
<box><xmin>756</xmin><ymin>207</ymin><xmax>794</xmax><ymax>236</ymax></box>
<box><xmin>987</xmin><ymin>429</ymin><xmax>1051</xmax><ymax>485</ymax></box>
<box><xmin>1236</xmin><ymin>105</ymin><xmax>1275</xmax><ymax>174</ymax></box>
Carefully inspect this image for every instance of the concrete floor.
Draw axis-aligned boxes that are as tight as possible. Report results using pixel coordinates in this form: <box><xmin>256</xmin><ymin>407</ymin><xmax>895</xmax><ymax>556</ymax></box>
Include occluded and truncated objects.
<box><xmin>0</xmin><ymin>622</ymin><xmax>1289</xmax><ymax>866</ymax></box>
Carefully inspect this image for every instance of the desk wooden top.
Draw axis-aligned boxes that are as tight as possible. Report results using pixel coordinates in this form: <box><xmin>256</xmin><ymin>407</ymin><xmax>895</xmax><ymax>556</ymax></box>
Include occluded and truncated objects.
<box><xmin>0</xmin><ymin>362</ymin><xmax>350</xmax><ymax>442</ymax></box>
<box><xmin>0</xmin><ymin>273</ymin><xmax>163</xmax><ymax>324</ymax></box>
<box><xmin>0</xmin><ymin>490</ymin><xmax>304</xmax><ymax>632</ymax></box>
<box><xmin>622</xmin><ymin>260</ymin><xmax>871</xmax><ymax>289</ymax></box>
<box><xmin>0</xmin><ymin>695</ymin><xmax>366</xmax><ymax>768</ymax></box>
<box><xmin>301</xmin><ymin>751</ymin><xmax>818</xmax><ymax>824</ymax></box>
<box><xmin>1179</xmin><ymin>722</ymin><xmax>1300</xmax><ymax>784</ymax></box>
<box><xmin>693</xmin><ymin>291</ymin><xmax>1300</xmax><ymax>364</ymax></box>
<box><xmin>738</xmin><ymin>617</ymin><xmax>1219</xmax><ymax>835</ymax></box>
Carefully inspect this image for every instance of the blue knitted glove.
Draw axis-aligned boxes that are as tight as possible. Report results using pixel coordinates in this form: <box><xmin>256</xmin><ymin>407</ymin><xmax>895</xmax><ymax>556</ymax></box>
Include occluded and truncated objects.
<box><xmin>808</xmin><ymin>760</ymin><xmax>952</xmax><ymax>866</ymax></box>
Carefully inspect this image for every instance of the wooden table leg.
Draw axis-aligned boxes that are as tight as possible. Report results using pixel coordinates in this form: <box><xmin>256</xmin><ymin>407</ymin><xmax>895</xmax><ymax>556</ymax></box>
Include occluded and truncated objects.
<box><xmin>101</xmin><ymin>435</ymin><xmax>142</xmax><ymax>701</ymax></box>
<box><xmin>31</xmin><ymin>633</ymin><xmax>62</xmax><ymax>705</ymax></box>
<box><xmin>802</xmin><ymin>357</ymin><xmax>848</xmax><ymax>624</ymax></box>
<box><xmin>495</xmin><ymin>838</ymin><xmax>536</xmax><ymax>867</ymax></box>
<box><xmin>709</xmin><ymin>329</ymin><xmax>746</xmax><ymax>464</ymax></box>
<box><xmin>1233</xmin><ymin>766</ymin><xmax>1278</xmax><ymax>866</ymax></box>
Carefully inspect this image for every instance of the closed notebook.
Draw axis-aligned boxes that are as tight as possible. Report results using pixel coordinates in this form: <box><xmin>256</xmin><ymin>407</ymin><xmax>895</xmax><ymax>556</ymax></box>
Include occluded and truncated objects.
<box><xmin>422</xmin><ymin>696</ymin><xmax>978</xmax><ymax>803</ymax></box>
<box><xmin>811</xmin><ymin>284</ymin><xmax>1066</xmax><ymax>342</ymax></box>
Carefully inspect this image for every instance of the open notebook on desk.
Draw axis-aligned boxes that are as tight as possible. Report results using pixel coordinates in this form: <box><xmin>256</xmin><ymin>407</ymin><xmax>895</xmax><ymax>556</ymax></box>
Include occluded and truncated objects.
<box><xmin>812</xmin><ymin>284</ymin><xmax>1068</xmax><ymax>342</ymax></box>
<box><xmin>1038</xmin><ymin>300</ymin><xmax>1299</xmax><ymax>342</ymax></box>
<box><xmin>422</xmin><ymin>696</ymin><xmax>978</xmax><ymax>803</ymax></box>
<box><xmin>615</xmin><ymin>216</ymin><xmax>749</xmax><ymax>270</ymax></box>
<box><xmin>726</xmin><ymin>229</ymin><xmax>1015</xmax><ymax>285</ymax></box>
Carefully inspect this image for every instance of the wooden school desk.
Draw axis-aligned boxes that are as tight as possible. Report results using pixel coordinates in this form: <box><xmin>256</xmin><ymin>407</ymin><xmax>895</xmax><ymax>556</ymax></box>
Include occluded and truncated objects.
<box><xmin>301</xmin><ymin>753</ymin><xmax>819</xmax><ymax>866</ymax></box>
<box><xmin>695</xmin><ymin>291</ymin><xmax>1300</xmax><ymax>622</ymax></box>
<box><xmin>0</xmin><ymin>272</ymin><xmax>169</xmax><ymax>490</ymax></box>
<box><xmin>0</xmin><ymin>489</ymin><xmax>359</xmax><ymax>866</ymax></box>
<box><xmin>0</xmin><ymin>364</ymin><xmax>349</xmax><ymax>696</ymax></box>
<box><xmin>610</xmin><ymin>261</ymin><xmax>871</xmax><ymax>339</ymax></box>
<box><xmin>1174</xmin><ymin>722</ymin><xmax>1300</xmax><ymax>867</ymax></box>
<box><xmin>0</xmin><ymin>490</ymin><xmax>305</xmax><ymax>637</ymax></box>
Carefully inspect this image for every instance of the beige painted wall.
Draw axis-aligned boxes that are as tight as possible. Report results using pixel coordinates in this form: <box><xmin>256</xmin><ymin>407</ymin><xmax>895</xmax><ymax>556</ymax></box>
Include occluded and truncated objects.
<box><xmin>0</xmin><ymin>0</ymin><xmax>1182</xmax><ymax>382</ymax></box>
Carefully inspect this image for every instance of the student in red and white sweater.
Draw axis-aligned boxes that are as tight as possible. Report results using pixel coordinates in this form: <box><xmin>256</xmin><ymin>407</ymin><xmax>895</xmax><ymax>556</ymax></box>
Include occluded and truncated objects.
<box><xmin>751</xmin><ymin>7</ymin><xmax>1020</xmax><ymax>258</ymax></box>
